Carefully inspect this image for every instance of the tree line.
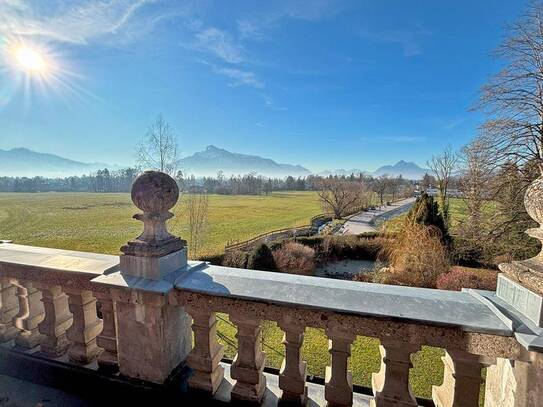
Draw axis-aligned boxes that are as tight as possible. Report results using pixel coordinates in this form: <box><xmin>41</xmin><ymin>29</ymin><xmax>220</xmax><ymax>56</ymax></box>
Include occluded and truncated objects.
<box><xmin>0</xmin><ymin>167</ymin><xmax>417</xmax><ymax>200</ymax></box>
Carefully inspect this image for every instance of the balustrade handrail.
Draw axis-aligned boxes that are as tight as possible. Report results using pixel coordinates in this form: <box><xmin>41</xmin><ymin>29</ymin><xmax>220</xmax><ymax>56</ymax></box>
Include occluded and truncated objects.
<box><xmin>0</xmin><ymin>243</ymin><xmax>528</xmax><ymax>352</ymax></box>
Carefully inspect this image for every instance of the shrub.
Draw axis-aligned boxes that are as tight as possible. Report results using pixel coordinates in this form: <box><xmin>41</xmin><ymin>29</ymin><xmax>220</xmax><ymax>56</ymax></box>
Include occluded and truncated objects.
<box><xmin>436</xmin><ymin>266</ymin><xmax>498</xmax><ymax>291</ymax></box>
<box><xmin>222</xmin><ymin>250</ymin><xmax>249</xmax><ymax>268</ymax></box>
<box><xmin>198</xmin><ymin>253</ymin><xmax>224</xmax><ymax>265</ymax></box>
<box><xmin>273</xmin><ymin>242</ymin><xmax>316</xmax><ymax>275</ymax></box>
<box><xmin>247</xmin><ymin>243</ymin><xmax>276</xmax><ymax>271</ymax></box>
<box><xmin>294</xmin><ymin>235</ymin><xmax>325</xmax><ymax>248</ymax></box>
<box><xmin>379</xmin><ymin>223</ymin><xmax>450</xmax><ymax>288</ymax></box>
<box><xmin>327</xmin><ymin>235</ymin><xmax>385</xmax><ymax>260</ymax></box>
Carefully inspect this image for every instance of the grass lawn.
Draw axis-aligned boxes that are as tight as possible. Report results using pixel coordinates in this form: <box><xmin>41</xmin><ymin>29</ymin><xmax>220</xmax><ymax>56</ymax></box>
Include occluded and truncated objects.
<box><xmin>216</xmin><ymin>316</ymin><xmax>444</xmax><ymax>400</ymax></box>
<box><xmin>0</xmin><ymin>191</ymin><xmax>322</xmax><ymax>256</ymax></box>
<box><xmin>381</xmin><ymin>197</ymin><xmax>494</xmax><ymax>234</ymax></box>
<box><xmin>0</xmin><ymin>191</ymin><xmax>445</xmax><ymax>400</ymax></box>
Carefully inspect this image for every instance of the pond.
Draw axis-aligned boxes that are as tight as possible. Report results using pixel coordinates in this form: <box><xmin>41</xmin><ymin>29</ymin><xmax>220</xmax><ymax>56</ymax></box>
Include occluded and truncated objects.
<box><xmin>314</xmin><ymin>259</ymin><xmax>375</xmax><ymax>279</ymax></box>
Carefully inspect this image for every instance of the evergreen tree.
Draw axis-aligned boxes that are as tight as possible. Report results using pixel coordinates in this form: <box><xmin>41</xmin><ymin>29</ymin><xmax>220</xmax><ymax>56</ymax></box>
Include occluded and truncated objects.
<box><xmin>406</xmin><ymin>193</ymin><xmax>451</xmax><ymax>245</ymax></box>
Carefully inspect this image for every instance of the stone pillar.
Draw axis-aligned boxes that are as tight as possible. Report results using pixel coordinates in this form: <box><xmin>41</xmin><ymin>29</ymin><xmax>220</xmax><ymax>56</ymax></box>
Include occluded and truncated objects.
<box><xmin>230</xmin><ymin>314</ymin><xmax>267</xmax><ymax>403</ymax></box>
<box><xmin>113</xmin><ymin>290</ymin><xmax>191</xmax><ymax>383</ymax></box>
<box><xmin>432</xmin><ymin>350</ymin><xmax>493</xmax><ymax>407</ymax></box>
<box><xmin>92</xmin><ymin>171</ymin><xmax>192</xmax><ymax>384</ymax></box>
<box><xmin>94</xmin><ymin>292</ymin><xmax>118</xmax><ymax>372</ymax></box>
<box><xmin>65</xmin><ymin>288</ymin><xmax>103</xmax><ymax>364</ymax></box>
<box><xmin>371</xmin><ymin>340</ymin><xmax>419</xmax><ymax>407</ymax></box>
<box><xmin>325</xmin><ymin>329</ymin><xmax>356</xmax><ymax>407</ymax></box>
<box><xmin>14</xmin><ymin>281</ymin><xmax>44</xmax><ymax>349</ymax></box>
<box><xmin>278</xmin><ymin>321</ymin><xmax>307</xmax><ymax>405</ymax></box>
<box><xmin>37</xmin><ymin>284</ymin><xmax>72</xmax><ymax>357</ymax></box>
<box><xmin>485</xmin><ymin>352</ymin><xmax>543</xmax><ymax>407</ymax></box>
<box><xmin>0</xmin><ymin>280</ymin><xmax>19</xmax><ymax>343</ymax></box>
<box><xmin>484</xmin><ymin>175</ymin><xmax>543</xmax><ymax>406</ymax></box>
<box><xmin>186</xmin><ymin>306</ymin><xmax>224</xmax><ymax>394</ymax></box>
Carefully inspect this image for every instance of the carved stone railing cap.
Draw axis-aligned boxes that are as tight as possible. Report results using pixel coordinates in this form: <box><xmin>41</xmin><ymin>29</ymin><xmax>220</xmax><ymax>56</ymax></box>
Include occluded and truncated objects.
<box><xmin>174</xmin><ymin>264</ymin><xmax>515</xmax><ymax>336</ymax></box>
<box><xmin>0</xmin><ymin>243</ymin><xmax>119</xmax><ymax>277</ymax></box>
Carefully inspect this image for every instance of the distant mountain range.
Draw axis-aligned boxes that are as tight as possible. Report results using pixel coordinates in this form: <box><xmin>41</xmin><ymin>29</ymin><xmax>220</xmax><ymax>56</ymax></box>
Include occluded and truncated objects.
<box><xmin>178</xmin><ymin>145</ymin><xmax>311</xmax><ymax>177</ymax></box>
<box><xmin>0</xmin><ymin>148</ymin><xmax>112</xmax><ymax>177</ymax></box>
<box><xmin>0</xmin><ymin>146</ymin><xmax>428</xmax><ymax>180</ymax></box>
<box><xmin>373</xmin><ymin>160</ymin><xmax>429</xmax><ymax>179</ymax></box>
<box><xmin>318</xmin><ymin>161</ymin><xmax>428</xmax><ymax>180</ymax></box>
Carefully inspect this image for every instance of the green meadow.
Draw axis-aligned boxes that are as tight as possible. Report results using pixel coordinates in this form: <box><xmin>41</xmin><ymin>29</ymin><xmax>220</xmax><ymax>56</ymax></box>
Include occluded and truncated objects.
<box><xmin>0</xmin><ymin>191</ymin><xmax>322</xmax><ymax>256</ymax></box>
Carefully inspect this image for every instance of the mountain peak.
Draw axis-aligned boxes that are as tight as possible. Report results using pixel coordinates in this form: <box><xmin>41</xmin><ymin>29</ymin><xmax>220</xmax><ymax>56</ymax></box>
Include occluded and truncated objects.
<box><xmin>179</xmin><ymin>146</ymin><xmax>310</xmax><ymax>177</ymax></box>
<box><xmin>373</xmin><ymin>160</ymin><xmax>428</xmax><ymax>180</ymax></box>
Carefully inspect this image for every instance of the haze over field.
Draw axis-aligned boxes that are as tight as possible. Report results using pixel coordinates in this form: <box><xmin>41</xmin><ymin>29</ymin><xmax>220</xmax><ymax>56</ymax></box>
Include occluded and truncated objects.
<box><xmin>0</xmin><ymin>146</ymin><xmax>429</xmax><ymax>179</ymax></box>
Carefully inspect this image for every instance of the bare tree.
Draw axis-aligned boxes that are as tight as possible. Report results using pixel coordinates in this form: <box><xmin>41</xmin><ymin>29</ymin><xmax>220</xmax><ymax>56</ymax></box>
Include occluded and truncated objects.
<box><xmin>186</xmin><ymin>193</ymin><xmax>209</xmax><ymax>258</ymax></box>
<box><xmin>460</xmin><ymin>140</ymin><xmax>492</xmax><ymax>230</ymax></box>
<box><xmin>388</xmin><ymin>176</ymin><xmax>402</xmax><ymax>202</ymax></box>
<box><xmin>316</xmin><ymin>178</ymin><xmax>364</xmax><ymax>219</ymax></box>
<box><xmin>136</xmin><ymin>115</ymin><xmax>179</xmax><ymax>175</ymax></box>
<box><xmin>475</xmin><ymin>1</ymin><xmax>543</xmax><ymax>177</ymax></box>
<box><xmin>427</xmin><ymin>146</ymin><xmax>459</xmax><ymax>224</ymax></box>
<box><xmin>372</xmin><ymin>175</ymin><xmax>390</xmax><ymax>206</ymax></box>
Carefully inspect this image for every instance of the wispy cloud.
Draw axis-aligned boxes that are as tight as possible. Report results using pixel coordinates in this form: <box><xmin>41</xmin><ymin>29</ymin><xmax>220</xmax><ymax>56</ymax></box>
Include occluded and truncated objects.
<box><xmin>442</xmin><ymin>118</ymin><xmax>465</xmax><ymax>131</ymax></box>
<box><xmin>215</xmin><ymin>67</ymin><xmax>263</xmax><ymax>88</ymax></box>
<box><xmin>0</xmin><ymin>0</ymin><xmax>162</xmax><ymax>44</ymax></box>
<box><xmin>262</xmin><ymin>95</ymin><xmax>287</xmax><ymax>111</ymax></box>
<box><xmin>360</xmin><ymin>135</ymin><xmax>426</xmax><ymax>144</ymax></box>
<box><xmin>359</xmin><ymin>25</ymin><xmax>432</xmax><ymax>57</ymax></box>
<box><xmin>192</xmin><ymin>25</ymin><xmax>244</xmax><ymax>64</ymax></box>
<box><xmin>235</xmin><ymin>0</ymin><xmax>342</xmax><ymax>41</ymax></box>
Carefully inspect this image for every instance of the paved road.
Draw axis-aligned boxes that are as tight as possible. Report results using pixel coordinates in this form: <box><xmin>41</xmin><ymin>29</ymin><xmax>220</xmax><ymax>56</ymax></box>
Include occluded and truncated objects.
<box><xmin>339</xmin><ymin>197</ymin><xmax>416</xmax><ymax>235</ymax></box>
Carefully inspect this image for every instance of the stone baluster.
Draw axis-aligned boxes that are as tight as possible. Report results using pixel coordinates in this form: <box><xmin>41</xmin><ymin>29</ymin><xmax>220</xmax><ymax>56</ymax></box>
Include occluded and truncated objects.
<box><xmin>278</xmin><ymin>321</ymin><xmax>307</xmax><ymax>405</ymax></box>
<box><xmin>13</xmin><ymin>281</ymin><xmax>44</xmax><ymax>349</ymax></box>
<box><xmin>483</xmin><ymin>175</ymin><xmax>543</xmax><ymax>405</ymax></box>
<box><xmin>432</xmin><ymin>350</ymin><xmax>494</xmax><ymax>407</ymax></box>
<box><xmin>94</xmin><ymin>292</ymin><xmax>118</xmax><ymax>372</ymax></box>
<box><xmin>370</xmin><ymin>339</ymin><xmax>420</xmax><ymax>407</ymax></box>
<box><xmin>36</xmin><ymin>284</ymin><xmax>72</xmax><ymax>357</ymax></box>
<box><xmin>325</xmin><ymin>329</ymin><xmax>356</xmax><ymax>407</ymax></box>
<box><xmin>230</xmin><ymin>314</ymin><xmax>267</xmax><ymax>403</ymax></box>
<box><xmin>65</xmin><ymin>288</ymin><xmax>103</xmax><ymax>364</ymax></box>
<box><xmin>0</xmin><ymin>279</ymin><xmax>19</xmax><ymax>343</ymax></box>
<box><xmin>186</xmin><ymin>306</ymin><xmax>224</xmax><ymax>394</ymax></box>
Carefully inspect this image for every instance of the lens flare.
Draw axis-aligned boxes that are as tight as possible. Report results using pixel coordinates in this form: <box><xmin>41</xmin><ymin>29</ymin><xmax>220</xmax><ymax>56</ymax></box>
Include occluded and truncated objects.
<box><xmin>15</xmin><ymin>47</ymin><xmax>47</xmax><ymax>72</ymax></box>
<box><xmin>0</xmin><ymin>37</ymin><xmax>92</xmax><ymax>108</ymax></box>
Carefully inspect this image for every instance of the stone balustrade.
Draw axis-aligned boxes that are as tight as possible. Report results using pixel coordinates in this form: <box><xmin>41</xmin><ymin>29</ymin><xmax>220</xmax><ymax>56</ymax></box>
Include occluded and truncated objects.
<box><xmin>0</xmin><ymin>241</ymin><xmax>538</xmax><ymax>406</ymax></box>
<box><xmin>0</xmin><ymin>170</ymin><xmax>542</xmax><ymax>406</ymax></box>
<box><xmin>0</xmin><ymin>243</ymin><xmax>119</xmax><ymax>371</ymax></box>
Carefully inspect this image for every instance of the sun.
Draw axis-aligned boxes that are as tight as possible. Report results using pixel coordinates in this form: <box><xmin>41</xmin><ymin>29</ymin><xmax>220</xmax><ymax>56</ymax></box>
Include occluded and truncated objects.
<box><xmin>14</xmin><ymin>46</ymin><xmax>47</xmax><ymax>73</ymax></box>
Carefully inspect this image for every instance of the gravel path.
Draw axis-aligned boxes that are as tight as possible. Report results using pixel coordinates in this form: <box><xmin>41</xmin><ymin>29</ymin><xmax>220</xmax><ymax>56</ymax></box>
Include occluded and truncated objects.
<box><xmin>339</xmin><ymin>197</ymin><xmax>416</xmax><ymax>235</ymax></box>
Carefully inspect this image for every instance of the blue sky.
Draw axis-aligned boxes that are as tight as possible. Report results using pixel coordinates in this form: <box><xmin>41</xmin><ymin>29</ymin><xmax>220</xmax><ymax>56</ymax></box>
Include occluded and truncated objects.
<box><xmin>0</xmin><ymin>0</ymin><xmax>527</xmax><ymax>172</ymax></box>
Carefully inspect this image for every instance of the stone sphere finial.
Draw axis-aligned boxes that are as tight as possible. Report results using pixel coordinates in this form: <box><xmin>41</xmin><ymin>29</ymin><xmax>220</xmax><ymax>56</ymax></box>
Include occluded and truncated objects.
<box><xmin>131</xmin><ymin>170</ymin><xmax>179</xmax><ymax>214</ymax></box>
<box><xmin>525</xmin><ymin>177</ymin><xmax>543</xmax><ymax>228</ymax></box>
<box><xmin>121</xmin><ymin>170</ymin><xmax>185</xmax><ymax>257</ymax></box>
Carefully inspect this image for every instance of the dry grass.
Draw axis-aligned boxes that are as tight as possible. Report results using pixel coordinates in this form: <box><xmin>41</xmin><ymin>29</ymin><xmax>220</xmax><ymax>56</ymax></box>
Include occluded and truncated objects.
<box><xmin>436</xmin><ymin>266</ymin><xmax>498</xmax><ymax>291</ymax></box>
<box><xmin>377</xmin><ymin>223</ymin><xmax>450</xmax><ymax>288</ymax></box>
